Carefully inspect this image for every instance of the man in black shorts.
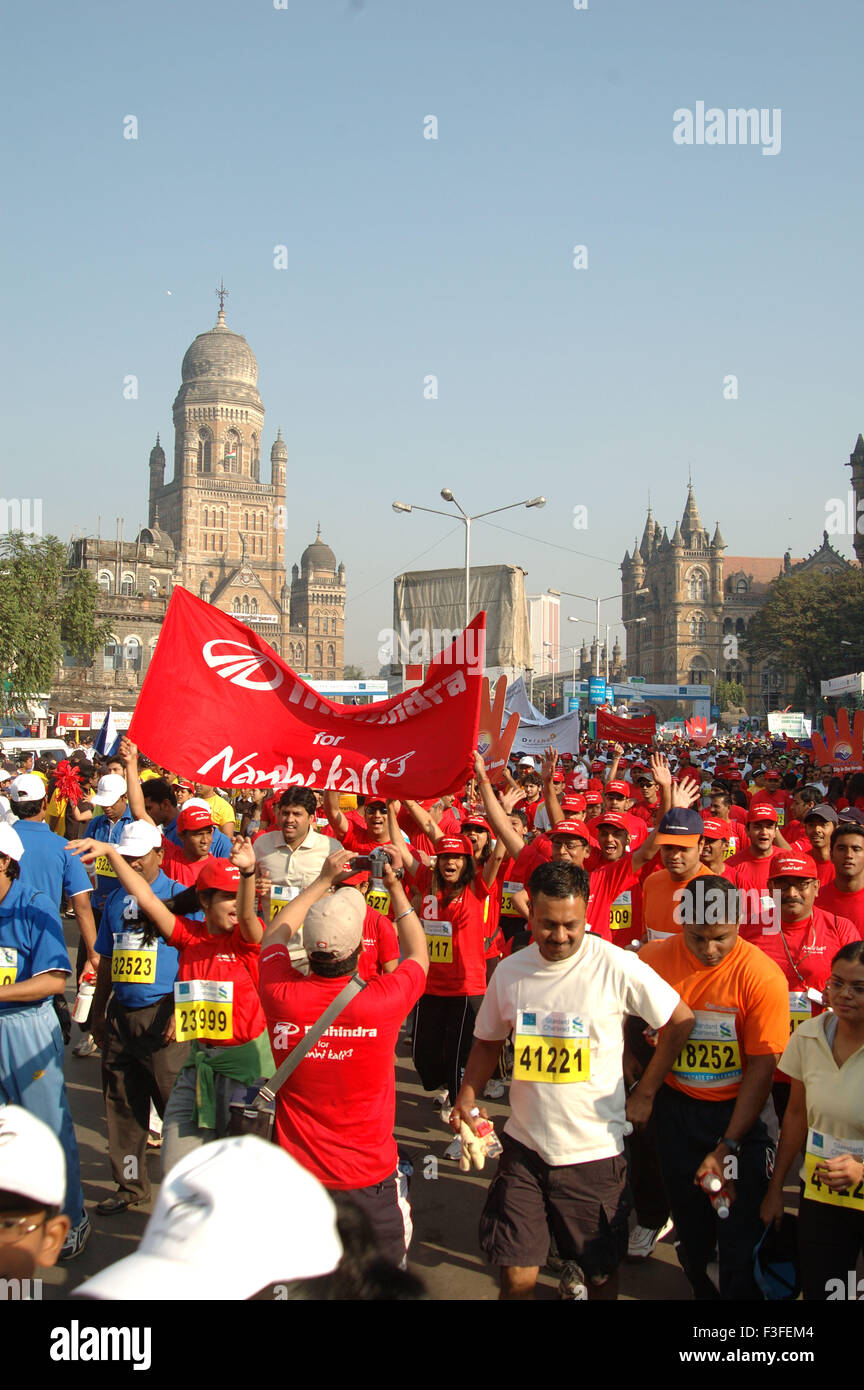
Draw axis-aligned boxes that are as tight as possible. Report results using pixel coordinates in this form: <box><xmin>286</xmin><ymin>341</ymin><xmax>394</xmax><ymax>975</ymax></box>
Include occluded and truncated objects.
<box><xmin>450</xmin><ymin>861</ymin><xmax>693</xmax><ymax>1299</ymax></box>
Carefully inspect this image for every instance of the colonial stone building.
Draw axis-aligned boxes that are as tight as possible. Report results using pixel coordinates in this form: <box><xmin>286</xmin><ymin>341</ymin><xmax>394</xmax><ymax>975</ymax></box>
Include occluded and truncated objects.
<box><xmin>53</xmin><ymin>297</ymin><xmax>346</xmax><ymax>718</ymax></box>
<box><xmin>621</xmin><ymin>485</ymin><xmax>850</xmax><ymax>716</ymax></box>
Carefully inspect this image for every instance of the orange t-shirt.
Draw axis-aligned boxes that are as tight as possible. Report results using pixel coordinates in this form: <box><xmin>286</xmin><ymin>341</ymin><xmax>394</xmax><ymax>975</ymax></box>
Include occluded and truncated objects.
<box><xmin>642</xmin><ymin>863</ymin><xmax>713</xmax><ymax>940</ymax></box>
<box><xmin>640</xmin><ymin>933</ymin><xmax>789</xmax><ymax>1102</ymax></box>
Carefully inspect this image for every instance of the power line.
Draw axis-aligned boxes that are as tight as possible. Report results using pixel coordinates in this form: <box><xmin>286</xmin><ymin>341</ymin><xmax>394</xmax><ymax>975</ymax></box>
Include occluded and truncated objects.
<box><xmin>344</xmin><ymin>525</ymin><xmax>464</xmax><ymax>607</ymax></box>
<box><xmin>475</xmin><ymin>517</ymin><xmax>619</xmax><ymax>566</ymax></box>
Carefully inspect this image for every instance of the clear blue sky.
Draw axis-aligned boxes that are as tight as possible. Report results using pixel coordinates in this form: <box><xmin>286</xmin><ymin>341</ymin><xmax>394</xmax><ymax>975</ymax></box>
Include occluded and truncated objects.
<box><xmin>3</xmin><ymin>0</ymin><xmax>861</xmax><ymax>668</ymax></box>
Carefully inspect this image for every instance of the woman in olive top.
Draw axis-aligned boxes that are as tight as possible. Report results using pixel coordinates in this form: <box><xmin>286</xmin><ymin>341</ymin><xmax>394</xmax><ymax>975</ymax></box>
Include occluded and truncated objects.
<box><xmin>761</xmin><ymin>941</ymin><xmax>864</xmax><ymax>1300</ymax></box>
<box><xmin>70</xmin><ymin>835</ymin><xmax>272</xmax><ymax>1174</ymax></box>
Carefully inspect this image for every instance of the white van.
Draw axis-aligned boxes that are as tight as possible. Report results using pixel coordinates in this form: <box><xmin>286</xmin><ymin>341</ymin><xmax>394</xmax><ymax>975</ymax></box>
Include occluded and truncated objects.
<box><xmin>0</xmin><ymin>737</ymin><xmax>74</xmax><ymax>761</ymax></box>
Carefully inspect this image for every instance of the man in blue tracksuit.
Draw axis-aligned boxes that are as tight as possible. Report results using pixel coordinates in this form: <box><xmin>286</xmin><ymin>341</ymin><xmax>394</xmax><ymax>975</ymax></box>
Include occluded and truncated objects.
<box><xmin>0</xmin><ymin>822</ymin><xmax>90</xmax><ymax>1259</ymax></box>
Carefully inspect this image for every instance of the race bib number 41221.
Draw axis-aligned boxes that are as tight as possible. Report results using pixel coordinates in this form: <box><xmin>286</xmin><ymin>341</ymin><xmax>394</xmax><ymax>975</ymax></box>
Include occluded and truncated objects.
<box><xmin>513</xmin><ymin>1009</ymin><xmax>590</xmax><ymax>1084</ymax></box>
<box><xmin>173</xmin><ymin>980</ymin><xmax>234</xmax><ymax>1042</ymax></box>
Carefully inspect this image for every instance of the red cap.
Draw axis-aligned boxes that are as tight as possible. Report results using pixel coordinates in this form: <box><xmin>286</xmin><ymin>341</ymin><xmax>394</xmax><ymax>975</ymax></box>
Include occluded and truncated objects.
<box><xmin>700</xmin><ymin>817</ymin><xmax>729</xmax><ymax>841</ymax></box>
<box><xmin>605</xmin><ymin>780</ymin><xmax>630</xmax><ymax>796</ymax></box>
<box><xmin>177</xmin><ymin>805</ymin><xmax>215</xmax><ymax>833</ymax></box>
<box><xmin>768</xmin><ymin>852</ymin><xmax>818</xmax><ymax>880</ymax></box>
<box><xmin>461</xmin><ymin>816</ymin><xmax>492</xmax><ymax>835</ymax></box>
<box><xmin>560</xmin><ymin>794</ymin><xmax>586</xmax><ymax>813</ymax></box>
<box><xmin>364</xmin><ymin>797</ymin><xmax>388</xmax><ymax>811</ymax></box>
<box><xmin>549</xmin><ymin>819</ymin><xmax>591</xmax><ymax>842</ymax></box>
<box><xmin>585</xmin><ymin>791</ymin><xmax>602</xmax><ymax>805</ymax></box>
<box><xmin>748</xmin><ymin>803</ymin><xmax>779</xmax><ymax>824</ymax></box>
<box><xmin>436</xmin><ymin>835</ymin><xmax>472</xmax><ymax>856</ymax></box>
<box><xmin>196</xmin><ymin>860</ymin><xmax>241</xmax><ymax>893</ymax></box>
<box><xmin>764</xmin><ymin>771</ymin><xmax>781</xmax><ymax>781</ymax></box>
<box><xmin>590</xmin><ymin>761</ymin><xmax>605</xmax><ymax>772</ymax></box>
<box><xmin>552</xmin><ymin>771</ymin><xmax>565</xmax><ymax>783</ymax></box>
<box><xmin>595</xmin><ymin>812</ymin><xmax>630</xmax><ymax>833</ymax></box>
<box><xmin>587</xmin><ymin>777</ymin><xmax>603</xmax><ymax>791</ymax></box>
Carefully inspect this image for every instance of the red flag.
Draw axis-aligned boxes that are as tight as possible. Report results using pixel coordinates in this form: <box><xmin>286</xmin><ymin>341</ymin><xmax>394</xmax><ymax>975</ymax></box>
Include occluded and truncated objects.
<box><xmin>596</xmin><ymin>709</ymin><xmax>656</xmax><ymax>746</ymax></box>
<box><xmin>129</xmin><ymin>588</ymin><xmax>485</xmax><ymax>798</ymax></box>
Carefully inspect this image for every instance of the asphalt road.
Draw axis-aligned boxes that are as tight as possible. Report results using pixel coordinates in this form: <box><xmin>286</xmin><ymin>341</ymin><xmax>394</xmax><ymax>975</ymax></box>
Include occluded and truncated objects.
<box><xmin>40</xmin><ymin>920</ymin><xmax>691</xmax><ymax>1301</ymax></box>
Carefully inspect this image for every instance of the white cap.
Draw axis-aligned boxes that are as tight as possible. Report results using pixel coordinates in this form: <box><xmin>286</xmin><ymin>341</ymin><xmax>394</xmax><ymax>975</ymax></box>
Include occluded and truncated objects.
<box><xmin>116</xmin><ymin>820</ymin><xmax>163</xmax><ymax>857</ymax></box>
<box><xmin>74</xmin><ymin>1136</ymin><xmax>343</xmax><ymax>1300</ymax></box>
<box><xmin>0</xmin><ymin>1105</ymin><xmax>66</xmax><ymax>1207</ymax></box>
<box><xmin>8</xmin><ymin>774</ymin><xmax>46</xmax><ymax>804</ymax></box>
<box><xmin>183</xmin><ymin>797</ymin><xmax>213</xmax><ymax>813</ymax></box>
<box><xmin>0</xmin><ymin>768</ymin><xmax>11</xmax><ymax>784</ymax></box>
<box><xmin>0</xmin><ymin>822</ymin><xmax>25</xmax><ymax>862</ymax></box>
<box><xmin>518</xmin><ymin>756</ymin><xmax>535</xmax><ymax>767</ymax></box>
<box><xmin>91</xmin><ymin>773</ymin><xmax>128</xmax><ymax>806</ymax></box>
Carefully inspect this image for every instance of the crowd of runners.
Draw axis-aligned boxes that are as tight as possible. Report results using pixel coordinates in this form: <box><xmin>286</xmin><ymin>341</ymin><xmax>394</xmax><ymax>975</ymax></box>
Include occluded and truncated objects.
<box><xmin>1</xmin><ymin>727</ymin><xmax>863</xmax><ymax>1300</ymax></box>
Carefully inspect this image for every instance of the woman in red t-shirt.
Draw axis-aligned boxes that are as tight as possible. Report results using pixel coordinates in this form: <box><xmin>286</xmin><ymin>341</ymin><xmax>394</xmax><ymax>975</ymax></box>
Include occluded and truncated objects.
<box><xmin>72</xmin><ymin>834</ymin><xmax>272</xmax><ymax>1174</ymax></box>
<box><xmin>409</xmin><ymin>834</ymin><xmax>498</xmax><ymax>1112</ymax></box>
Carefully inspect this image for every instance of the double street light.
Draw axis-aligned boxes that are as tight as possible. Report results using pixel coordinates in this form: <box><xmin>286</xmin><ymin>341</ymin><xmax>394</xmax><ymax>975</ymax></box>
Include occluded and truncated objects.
<box><xmin>549</xmin><ymin>586</ymin><xmax>650</xmax><ymax>678</ymax></box>
<box><xmin>393</xmin><ymin>490</ymin><xmax>546</xmax><ymax>628</ymax></box>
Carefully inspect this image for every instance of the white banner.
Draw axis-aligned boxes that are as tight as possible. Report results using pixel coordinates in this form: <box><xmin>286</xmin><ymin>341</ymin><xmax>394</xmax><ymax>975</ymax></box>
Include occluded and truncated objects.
<box><xmin>767</xmin><ymin>711</ymin><xmax>812</xmax><ymax>738</ymax></box>
<box><xmin>510</xmin><ymin>710</ymin><xmax>581</xmax><ymax>757</ymax></box>
<box><xmin>820</xmin><ymin>672</ymin><xmax>864</xmax><ymax>697</ymax></box>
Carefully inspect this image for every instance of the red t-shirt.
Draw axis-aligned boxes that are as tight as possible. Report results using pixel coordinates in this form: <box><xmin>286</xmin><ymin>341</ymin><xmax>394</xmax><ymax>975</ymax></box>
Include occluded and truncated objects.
<box><xmin>413</xmin><ymin>865</ymin><xmax>491</xmax><ymax>996</ymax></box>
<box><xmin>258</xmin><ymin>952</ymin><xmax>426</xmax><ymax>1189</ymax></box>
<box><xmin>169</xmin><ymin>916</ymin><xmax>267</xmax><ymax>1045</ymax></box>
<box><xmin>741</xmin><ymin>906</ymin><xmax>860</xmax><ymax>995</ymax></box>
<box><xmin>359</xmin><ymin>905</ymin><xmax>399</xmax><ymax>980</ymax></box>
<box><xmin>726</xmin><ymin>850</ymin><xmax>777</xmax><ymax>924</ymax></box>
<box><xmin>512</xmin><ymin>835</ymin><xmax>553</xmax><ymax>890</ymax></box>
<box><xmin>585</xmin><ymin>855</ymin><xmax>639</xmax><ymax>941</ymax></box>
<box><xmin>816</xmin><ymin>881</ymin><xmax>864</xmax><ymax>936</ymax></box>
<box><xmin>330</xmin><ymin>819</ymin><xmax>388</xmax><ymax>855</ymax></box>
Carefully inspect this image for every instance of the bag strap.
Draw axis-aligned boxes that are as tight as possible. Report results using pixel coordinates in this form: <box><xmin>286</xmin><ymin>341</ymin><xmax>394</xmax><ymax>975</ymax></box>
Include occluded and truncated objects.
<box><xmin>253</xmin><ymin>971</ymin><xmax>368</xmax><ymax>1109</ymax></box>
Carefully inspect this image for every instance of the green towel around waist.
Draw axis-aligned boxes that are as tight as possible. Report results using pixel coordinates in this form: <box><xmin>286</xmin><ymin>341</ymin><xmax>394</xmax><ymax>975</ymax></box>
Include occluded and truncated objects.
<box><xmin>186</xmin><ymin>1030</ymin><xmax>275</xmax><ymax>1129</ymax></box>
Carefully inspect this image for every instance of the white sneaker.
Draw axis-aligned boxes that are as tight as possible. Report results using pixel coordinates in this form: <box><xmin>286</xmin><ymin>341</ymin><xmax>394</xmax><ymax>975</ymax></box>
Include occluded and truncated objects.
<box><xmin>60</xmin><ymin>1210</ymin><xmax>92</xmax><ymax>1261</ymax></box>
<box><xmin>443</xmin><ymin>1135</ymin><xmax>463</xmax><ymax>1161</ymax></box>
<box><xmin>431</xmin><ymin>1087</ymin><xmax>450</xmax><ymax>1108</ymax></box>
<box><xmin>483</xmin><ymin>1079</ymin><xmax>507</xmax><ymax>1100</ymax></box>
<box><xmin>627</xmin><ymin>1218</ymin><xmax>674</xmax><ymax>1259</ymax></box>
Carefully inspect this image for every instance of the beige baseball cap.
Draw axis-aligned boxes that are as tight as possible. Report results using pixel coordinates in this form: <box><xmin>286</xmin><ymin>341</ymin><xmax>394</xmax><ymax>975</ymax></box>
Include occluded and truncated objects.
<box><xmin>302</xmin><ymin>888</ymin><xmax>365</xmax><ymax>960</ymax></box>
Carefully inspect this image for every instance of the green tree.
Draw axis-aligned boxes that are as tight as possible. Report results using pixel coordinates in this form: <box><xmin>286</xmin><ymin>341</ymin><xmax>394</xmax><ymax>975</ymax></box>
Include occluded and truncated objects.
<box><xmin>342</xmin><ymin>664</ymin><xmax>365</xmax><ymax>679</ymax></box>
<box><xmin>714</xmin><ymin>678</ymin><xmax>745</xmax><ymax>712</ymax></box>
<box><xmin>741</xmin><ymin>567</ymin><xmax>864</xmax><ymax>715</ymax></box>
<box><xmin>0</xmin><ymin>534</ymin><xmax>110</xmax><ymax>718</ymax></box>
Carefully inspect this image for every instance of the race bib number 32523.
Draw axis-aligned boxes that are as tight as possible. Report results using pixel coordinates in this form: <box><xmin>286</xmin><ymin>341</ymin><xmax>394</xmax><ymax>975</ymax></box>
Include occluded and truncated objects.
<box><xmin>513</xmin><ymin>1009</ymin><xmax>590</xmax><ymax>1084</ymax></box>
<box><xmin>173</xmin><ymin>980</ymin><xmax>234</xmax><ymax>1042</ymax></box>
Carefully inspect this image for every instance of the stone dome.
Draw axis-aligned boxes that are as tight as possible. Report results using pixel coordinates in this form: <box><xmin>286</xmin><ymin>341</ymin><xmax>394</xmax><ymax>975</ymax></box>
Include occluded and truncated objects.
<box><xmin>301</xmin><ymin>526</ymin><xmax>337</xmax><ymax>575</ymax></box>
<box><xmin>173</xmin><ymin>309</ymin><xmax>263</xmax><ymax>412</ymax></box>
<box><xmin>271</xmin><ymin>428</ymin><xmax>288</xmax><ymax>462</ymax></box>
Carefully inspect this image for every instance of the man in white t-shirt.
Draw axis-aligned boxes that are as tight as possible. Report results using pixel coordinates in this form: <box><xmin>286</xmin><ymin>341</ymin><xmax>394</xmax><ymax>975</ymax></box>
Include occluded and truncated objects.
<box><xmin>450</xmin><ymin>859</ymin><xmax>694</xmax><ymax>1301</ymax></box>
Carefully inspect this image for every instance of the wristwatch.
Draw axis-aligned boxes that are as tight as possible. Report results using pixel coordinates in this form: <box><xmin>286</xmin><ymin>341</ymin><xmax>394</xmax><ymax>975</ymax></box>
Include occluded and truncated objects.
<box><xmin>717</xmin><ymin>1136</ymin><xmax>741</xmax><ymax>1156</ymax></box>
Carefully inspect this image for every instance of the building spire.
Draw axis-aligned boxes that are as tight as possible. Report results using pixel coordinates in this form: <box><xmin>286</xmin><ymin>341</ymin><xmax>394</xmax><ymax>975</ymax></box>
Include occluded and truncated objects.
<box><xmin>215</xmin><ymin>278</ymin><xmax>229</xmax><ymax>325</ymax></box>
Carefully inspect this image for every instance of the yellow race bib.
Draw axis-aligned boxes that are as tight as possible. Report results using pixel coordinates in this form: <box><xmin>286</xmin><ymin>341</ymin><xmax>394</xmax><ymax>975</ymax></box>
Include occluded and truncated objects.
<box><xmin>513</xmin><ymin>1009</ymin><xmax>590</xmax><ymax>1084</ymax></box>
<box><xmin>672</xmin><ymin>1010</ymin><xmax>741</xmax><ymax>1089</ymax></box>
<box><xmin>788</xmin><ymin>990</ymin><xmax>812</xmax><ymax>1036</ymax></box>
<box><xmin>610</xmin><ymin>890</ymin><xmax>632</xmax><ymax>931</ymax></box>
<box><xmin>0</xmin><ymin>946</ymin><xmax>18</xmax><ymax>986</ymax></box>
<box><xmin>173</xmin><ymin>980</ymin><xmax>234</xmax><ymax>1042</ymax></box>
<box><xmin>501</xmin><ymin>881</ymin><xmax>524</xmax><ymax>916</ymax></box>
<box><xmin>366</xmin><ymin>887</ymin><xmax>391</xmax><ymax>914</ymax></box>
<box><xmin>94</xmin><ymin>853</ymin><xmax>118</xmax><ymax>878</ymax></box>
<box><xmin>269</xmin><ymin>883</ymin><xmax>299</xmax><ymax>921</ymax></box>
<box><xmin>804</xmin><ymin>1129</ymin><xmax>864</xmax><ymax>1211</ymax></box>
<box><xmin>111</xmin><ymin>933</ymin><xmax>157</xmax><ymax>984</ymax></box>
<box><xmin>424</xmin><ymin>920</ymin><xmax>453</xmax><ymax>964</ymax></box>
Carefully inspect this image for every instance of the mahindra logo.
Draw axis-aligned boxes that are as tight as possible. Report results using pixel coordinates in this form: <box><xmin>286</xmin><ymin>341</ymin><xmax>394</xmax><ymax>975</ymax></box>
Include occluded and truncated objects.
<box><xmin>202</xmin><ymin>640</ymin><xmax>284</xmax><ymax>691</ymax></box>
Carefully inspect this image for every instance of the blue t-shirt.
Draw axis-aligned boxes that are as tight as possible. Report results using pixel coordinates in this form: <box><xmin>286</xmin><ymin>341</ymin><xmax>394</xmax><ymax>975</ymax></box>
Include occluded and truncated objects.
<box><xmin>89</xmin><ymin>808</ymin><xmax>135</xmax><ymax>910</ymax></box>
<box><xmin>14</xmin><ymin>819</ymin><xmax>92</xmax><ymax>907</ymax></box>
<box><xmin>164</xmin><ymin>818</ymin><xmax>231</xmax><ymax>858</ymax></box>
<box><xmin>95</xmin><ymin>868</ymin><xmax>199</xmax><ymax>1007</ymax></box>
<box><xmin>0</xmin><ymin>878</ymin><xmax>70</xmax><ymax>1014</ymax></box>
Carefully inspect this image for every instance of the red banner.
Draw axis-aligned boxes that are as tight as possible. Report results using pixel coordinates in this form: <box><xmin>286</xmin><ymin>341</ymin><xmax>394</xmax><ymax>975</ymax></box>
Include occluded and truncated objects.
<box><xmin>129</xmin><ymin>588</ymin><xmax>485</xmax><ymax>798</ymax></box>
<box><xmin>596</xmin><ymin>709</ymin><xmax>656</xmax><ymax>746</ymax></box>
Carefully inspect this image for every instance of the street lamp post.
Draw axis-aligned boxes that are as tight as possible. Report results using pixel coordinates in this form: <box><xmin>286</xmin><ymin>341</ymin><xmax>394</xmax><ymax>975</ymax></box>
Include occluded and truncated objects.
<box><xmin>393</xmin><ymin>491</ymin><xmax>546</xmax><ymax>629</ymax></box>
<box><xmin>549</xmin><ymin>586</ymin><xmax>649</xmax><ymax>678</ymax></box>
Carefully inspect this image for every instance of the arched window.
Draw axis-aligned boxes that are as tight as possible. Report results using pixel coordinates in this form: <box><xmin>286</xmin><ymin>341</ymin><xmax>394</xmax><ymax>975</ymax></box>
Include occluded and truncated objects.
<box><xmin>197</xmin><ymin>429</ymin><xmax>212</xmax><ymax>473</ymax></box>
<box><xmin>224</xmin><ymin>430</ymin><xmax>241</xmax><ymax>473</ymax></box>
<box><xmin>124</xmin><ymin>637</ymin><xmax>142</xmax><ymax>671</ymax></box>
<box><xmin>314</xmin><ymin>644</ymin><xmax>323</xmax><ymax>667</ymax></box>
<box><xmin>233</xmin><ymin>598</ymin><xmax>241</xmax><ymax>613</ymax></box>
<box><xmin>735</xmin><ymin>578</ymin><xmax>748</xmax><ymax>593</ymax></box>
<box><xmin>689</xmin><ymin>613</ymin><xmax>705</xmax><ymax>638</ymax></box>
<box><xmin>241</xmin><ymin>595</ymin><xmax>249</xmax><ymax>615</ymax></box>
<box><xmin>250</xmin><ymin>598</ymin><xmax>258</xmax><ymax>615</ymax></box>
<box><xmin>149</xmin><ymin>578</ymin><xmax>158</xmax><ymax>597</ymax></box>
<box><xmin>121</xmin><ymin>573</ymin><xmax>135</xmax><ymax>597</ymax></box>
<box><xmin>327</xmin><ymin>644</ymin><xmax>335</xmax><ymax>667</ymax></box>
<box><xmin>242</xmin><ymin>512</ymin><xmax>249</xmax><ymax>531</ymax></box>
<box><xmin>722</xmin><ymin>617</ymin><xmax>733</xmax><ymax>635</ymax></box>
<box><xmin>103</xmin><ymin>638</ymin><xmax>121</xmax><ymax>672</ymax></box>
<box><xmin>735</xmin><ymin>618</ymin><xmax>746</xmax><ymax>636</ymax></box>
<box><xmin>688</xmin><ymin>570</ymin><xmax>707</xmax><ymax>602</ymax></box>
<box><xmin>97</xmin><ymin>571</ymin><xmax>112</xmax><ymax>594</ymax></box>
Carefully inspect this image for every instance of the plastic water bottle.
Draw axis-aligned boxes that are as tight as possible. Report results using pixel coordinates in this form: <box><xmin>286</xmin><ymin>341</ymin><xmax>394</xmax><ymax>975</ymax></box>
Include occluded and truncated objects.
<box><xmin>700</xmin><ymin>1173</ymin><xmax>731</xmax><ymax>1220</ymax></box>
<box><xmin>72</xmin><ymin>970</ymin><xmax>96</xmax><ymax>1024</ymax></box>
